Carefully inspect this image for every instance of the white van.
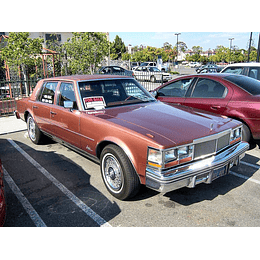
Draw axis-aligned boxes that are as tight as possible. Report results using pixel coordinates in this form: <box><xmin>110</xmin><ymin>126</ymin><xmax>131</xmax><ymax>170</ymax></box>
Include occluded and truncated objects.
<box><xmin>221</xmin><ymin>62</ymin><xmax>260</xmax><ymax>80</ymax></box>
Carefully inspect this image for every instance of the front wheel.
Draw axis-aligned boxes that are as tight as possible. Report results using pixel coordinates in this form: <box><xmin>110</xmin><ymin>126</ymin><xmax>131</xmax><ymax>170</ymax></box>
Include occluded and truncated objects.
<box><xmin>100</xmin><ymin>144</ymin><xmax>140</xmax><ymax>200</ymax></box>
<box><xmin>150</xmin><ymin>75</ymin><xmax>156</xmax><ymax>83</ymax></box>
<box><xmin>27</xmin><ymin>114</ymin><xmax>44</xmax><ymax>144</ymax></box>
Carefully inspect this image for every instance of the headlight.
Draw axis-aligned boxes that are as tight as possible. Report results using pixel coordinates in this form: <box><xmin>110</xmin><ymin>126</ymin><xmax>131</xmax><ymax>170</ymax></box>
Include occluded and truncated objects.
<box><xmin>147</xmin><ymin>148</ymin><xmax>163</xmax><ymax>168</ymax></box>
<box><xmin>147</xmin><ymin>145</ymin><xmax>194</xmax><ymax>169</ymax></box>
<box><xmin>164</xmin><ymin>149</ymin><xmax>177</xmax><ymax>163</ymax></box>
<box><xmin>230</xmin><ymin>127</ymin><xmax>242</xmax><ymax>144</ymax></box>
<box><xmin>177</xmin><ymin>145</ymin><xmax>193</xmax><ymax>161</ymax></box>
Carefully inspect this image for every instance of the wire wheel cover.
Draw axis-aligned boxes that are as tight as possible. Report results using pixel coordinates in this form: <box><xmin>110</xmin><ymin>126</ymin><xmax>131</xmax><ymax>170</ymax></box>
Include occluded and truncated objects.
<box><xmin>102</xmin><ymin>153</ymin><xmax>123</xmax><ymax>193</ymax></box>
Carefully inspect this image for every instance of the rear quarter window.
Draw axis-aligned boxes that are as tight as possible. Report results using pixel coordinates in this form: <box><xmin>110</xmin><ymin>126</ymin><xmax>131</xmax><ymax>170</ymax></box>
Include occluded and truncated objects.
<box><xmin>224</xmin><ymin>75</ymin><xmax>260</xmax><ymax>95</ymax></box>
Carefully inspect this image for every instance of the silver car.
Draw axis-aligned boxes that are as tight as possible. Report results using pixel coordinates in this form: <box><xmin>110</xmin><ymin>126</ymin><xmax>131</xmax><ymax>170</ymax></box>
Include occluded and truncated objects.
<box><xmin>133</xmin><ymin>66</ymin><xmax>172</xmax><ymax>83</ymax></box>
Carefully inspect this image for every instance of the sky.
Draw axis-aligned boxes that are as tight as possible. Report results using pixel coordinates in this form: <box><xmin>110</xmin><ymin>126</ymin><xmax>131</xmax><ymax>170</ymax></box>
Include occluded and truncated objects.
<box><xmin>109</xmin><ymin>32</ymin><xmax>259</xmax><ymax>51</ymax></box>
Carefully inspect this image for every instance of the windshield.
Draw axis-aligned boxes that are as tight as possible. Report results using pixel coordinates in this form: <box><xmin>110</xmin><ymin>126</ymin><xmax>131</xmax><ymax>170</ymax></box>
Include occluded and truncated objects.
<box><xmin>78</xmin><ymin>78</ymin><xmax>156</xmax><ymax>110</ymax></box>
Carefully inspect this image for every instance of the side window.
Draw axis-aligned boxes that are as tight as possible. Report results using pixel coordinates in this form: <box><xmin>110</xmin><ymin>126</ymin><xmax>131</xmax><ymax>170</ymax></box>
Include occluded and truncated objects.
<box><xmin>58</xmin><ymin>82</ymin><xmax>78</xmax><ymax>110</ymax></box>
<box><xmin>113</xmin><ymin>67</ymin><xmax>123</xmax><ymax>74</ymax></box>
<box><xmin>191</xmin><ymin>78</ymin><xmax>227</xmax><ymax>98</ymax></box>
<box><xmin>157</xmin><ymin>78</ymin><xmax>193</xmax><ymax>97</ymax></box>
<box><xmin>222</xmin><ymin>67</ymin><xmax>243</xmax><ymax>75</ymax></box>
<box><xmin>248</xmin><ymin>67</ymin><xmax>260</xmax><ymax>80</ymax></box>
<box><xmin>39</xmin><ymin>82</ymin><xmax>58</xmax><ymax>104</ymax></box>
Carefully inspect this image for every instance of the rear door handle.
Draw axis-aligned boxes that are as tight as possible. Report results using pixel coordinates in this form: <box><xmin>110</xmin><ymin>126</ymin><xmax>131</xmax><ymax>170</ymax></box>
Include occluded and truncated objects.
<box><xmin>33</xmin><ymin>106</ymin><xmax>38</xmax><ymax>109</ymax></box>
<box><xmin>211</xmin><ymin>106</ymin><xmax>221</xmax><ymax>110</ymax></box>
<box><xmin>50</xmin><ymin>111</ymin><xmax>57</xmax><ymax>115</ymax></box>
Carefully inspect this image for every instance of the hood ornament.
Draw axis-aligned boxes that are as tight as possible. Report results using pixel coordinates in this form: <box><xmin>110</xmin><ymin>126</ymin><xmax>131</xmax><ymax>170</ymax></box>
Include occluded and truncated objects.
<box><xmin>210</xmin><ymin>123</ymin><xmax>214</xmax><ymax>132</ymax></box>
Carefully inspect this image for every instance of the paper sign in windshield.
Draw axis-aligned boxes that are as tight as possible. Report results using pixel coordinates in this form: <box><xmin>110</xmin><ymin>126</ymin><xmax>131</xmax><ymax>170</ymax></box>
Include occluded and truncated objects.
<box><xmin>83</xmin><ymin>96</ymin><xmax>106</xmax><ymax>110</ymax></box>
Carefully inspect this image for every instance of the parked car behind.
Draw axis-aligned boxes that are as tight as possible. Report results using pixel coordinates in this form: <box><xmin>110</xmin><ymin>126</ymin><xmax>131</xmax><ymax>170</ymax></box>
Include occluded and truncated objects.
<box><xmin>0</xmin><ymin>159</ymin><xmax>6</xmax><ymax>227</ymax></box>
<box><xmin>220</xmin><ymin>62</ymin><xmax>260</xmax><ymax>80</ymax></box>
<box><xmin>153</xmin><ymin>73</ymin><xmax>260</xmax><ymax>142</ymax></box>
<box><xmin>133</xmin><ymin>66</ymin><xmax>172</xmax><ymax>82</ymax></box>
<box><xmin>189</xmin><ymin>62</ymin><xmax>201</xmax><ymax>68</ymax></box>
<box><xmin>98</xmin><ymin>66</ymin><xmax>134</xmax><ymax>77</ymax></box>
<box><xmin>130</xmin><ymin>62</ymin><xmax>140</xmax><ymax>70</ymax></box>
<box><xmin>199</xmin><ymin>68</ymin><xmax>218</xmax><ymax>73</ymax></box>
<box><xmin>15</xmin><ymin>75</ymin><xmax>248</xmax><ymax>200</ymax></box>
<box><xmin>196</xmin><ymin>63</ymin><xmax>222</xmax><ymax>73</ymax></box>
<box><xmin>140</xmin><ymin>62</ymin><xmax>157</xmax><ymax>67</ymax></box>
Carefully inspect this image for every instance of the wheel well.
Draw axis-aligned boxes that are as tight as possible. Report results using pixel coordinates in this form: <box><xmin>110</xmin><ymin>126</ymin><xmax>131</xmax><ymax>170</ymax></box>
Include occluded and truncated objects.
<box><xmin>230</xmin><ymin>117</ymin><xmax>251</xmax><ymax>132</ymax></box>
<box><xmin>96</xmin><ymin>141</ymin><xmax>115</xmax><ymax>159</ymax></box>
<box><xmin>96</xmin><ymin>140</ymin><xmax>142</xmax><ymax>184</ymax></box>
<box><xmin>229</xmin><ymin>117</ymin><xmax>252</xmax><ymax>139</ymax></box>
<box><xmin>24</xmin><ymin>111</ymin><xmax>30</xmax><ymax>122</ymax></box>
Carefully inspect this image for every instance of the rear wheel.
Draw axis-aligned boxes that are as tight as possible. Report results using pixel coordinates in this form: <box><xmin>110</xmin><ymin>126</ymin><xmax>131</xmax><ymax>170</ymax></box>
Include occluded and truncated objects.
<box><xmin>100</xmin><ymin>144</ymin><xmax>140</xmax><ymax>200</ymax></box>
<box><xmin>27</xmin><ymin>115</ymin><xmax>43</xmax><ymax>144</ymax></box>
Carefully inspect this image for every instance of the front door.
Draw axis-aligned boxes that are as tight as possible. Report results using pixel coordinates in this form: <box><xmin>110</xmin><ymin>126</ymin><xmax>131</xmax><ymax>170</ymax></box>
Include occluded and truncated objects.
<box><xmin>157</xmin><ymin>77</ymin><xmax>194</xmax><ymax>106</ymax></box>
<box><xmin>50</xmin><ymin>82</ymin><xmax>81</xmax><ymax>147</ymax></box>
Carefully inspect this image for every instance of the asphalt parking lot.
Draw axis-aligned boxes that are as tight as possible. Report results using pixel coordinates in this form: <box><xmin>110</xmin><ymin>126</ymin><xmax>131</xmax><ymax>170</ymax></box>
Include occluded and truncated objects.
<box><xmin>1</xmin><ymin>116</ymin><xmax>260</xmax><ymax>227</ymax></box>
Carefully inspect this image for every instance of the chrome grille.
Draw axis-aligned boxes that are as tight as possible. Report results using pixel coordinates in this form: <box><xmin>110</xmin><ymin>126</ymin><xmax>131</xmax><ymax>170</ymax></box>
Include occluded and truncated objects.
<box><xmin>194</xmin><ymin>131</ymin><xmax>231</xmax><ymax>160</ymax></box>
<box><xmin>217</xmin><ymin>133</ymin><xmax>230</xmax><ymax>152</ymax></box>
<box><xmin>194</xmin><ymin>140</ymin><xmax>216</xmax><ymax>159</ymax></box>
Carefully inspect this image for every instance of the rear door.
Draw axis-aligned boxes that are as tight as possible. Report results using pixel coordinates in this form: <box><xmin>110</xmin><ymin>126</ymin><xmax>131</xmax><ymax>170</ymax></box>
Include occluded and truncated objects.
<box><xmin>32</xmin><ymin>81</ymin><xmax>58</xmax><ymax>135</ymax></box>
<box><xmin>183</xmin><ymin>77</ymin><xmax>232</xmax><ymax>115</ymax></box>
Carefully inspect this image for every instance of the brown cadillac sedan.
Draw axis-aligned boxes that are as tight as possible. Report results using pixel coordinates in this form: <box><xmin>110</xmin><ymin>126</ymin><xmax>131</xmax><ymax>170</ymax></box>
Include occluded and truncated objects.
<box><xmin>15</xmin><ymin>75</ymin><xmax>249</xmax><ymax>200</ymax></box>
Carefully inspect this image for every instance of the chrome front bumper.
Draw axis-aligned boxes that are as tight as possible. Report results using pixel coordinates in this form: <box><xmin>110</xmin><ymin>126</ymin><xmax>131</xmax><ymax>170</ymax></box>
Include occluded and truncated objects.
<box><xmin>145</xmin><ymin>142</ymin><xmax>249</xmax><ymax>193</ymax></box>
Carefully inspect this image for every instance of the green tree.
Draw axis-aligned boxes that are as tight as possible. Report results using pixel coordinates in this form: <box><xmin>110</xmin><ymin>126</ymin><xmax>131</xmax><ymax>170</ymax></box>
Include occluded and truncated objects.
<box><xmin>122</xmin><ymin>52</ymin><xmax>131</xmax><ymax>61</ymax></box>
<box><xmin>1</xmin><ymin>32</ymin><xmax>43</xmax><ymax>95</ymax></box>
<box><xmin>110</xmin><ymin>35</ymin><xmax>126</xmax><ymax>60</ymax></box>
<box><xmin>199</xmin><ymin>55</ymin><xmax>209</xmax><ymax>64</ymax></box>
<box><xmin>64</xmin><ymin>32</ymin><xmax>109</xmax><ymax>74</ymax></box>
<box><xmin>192</xmin><ymin>46</ymin><xmax>203</xmax><ymax>54</ymax></box>
<box><xmin>214</xmin><ymin>45</ymin><xmax>229</xmax><ymax>63</ymax></box>
<box><xmin>178</xmin><ymin>41</ymin><xmax>188</xmax><ymax>53</ymax></box>
<box><xmin>163</xmin><ymin>42</ymin><xmax>173</xmax><ymax>50</ymax></box>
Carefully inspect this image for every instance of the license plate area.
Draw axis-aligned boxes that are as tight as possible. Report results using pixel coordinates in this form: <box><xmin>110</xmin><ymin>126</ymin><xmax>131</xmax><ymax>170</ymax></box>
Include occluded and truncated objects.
<box><xmin>212</xmin><ymin>164</ymin><xmax>229</xmax><ymax>181</ymax></box>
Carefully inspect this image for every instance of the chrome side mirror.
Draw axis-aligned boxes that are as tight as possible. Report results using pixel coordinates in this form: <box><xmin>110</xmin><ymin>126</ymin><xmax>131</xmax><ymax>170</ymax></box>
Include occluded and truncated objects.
<box><xmin>64</xmin><ymin>101</ymin><xmax>74</xmax><ymax>109</ymax></box>
<box><xmin>150</xmin><ymin>90</ymin><xmax>158</xmax><ymax>98</ymax></box>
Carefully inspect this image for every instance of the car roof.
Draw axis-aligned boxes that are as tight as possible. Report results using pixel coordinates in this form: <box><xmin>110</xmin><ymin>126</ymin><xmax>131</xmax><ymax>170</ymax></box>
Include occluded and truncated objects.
<box><xmin>178</xmin><ymin>73</ymin><xmax>256</xmax><ymax>81</ymax></box>
<box><xmin>41</xmin><ymin>74</ymin><xmax>131</xmax><ymax>82</ymax></box>
<box><xmin>176</xmin><ymin>73</ymin><xmax>229</xmax><ymax>79</ymax></box>
<box><xmin>223</xmin><ymin>62</ymin><xmax>260</xmax><ymax>67</ymax></box>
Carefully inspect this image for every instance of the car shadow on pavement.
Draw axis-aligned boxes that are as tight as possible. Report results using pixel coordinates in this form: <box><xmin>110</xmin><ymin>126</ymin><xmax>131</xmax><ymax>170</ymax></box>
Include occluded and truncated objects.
<box><xmin>162</xmin><ymin>153</ymin><xmax>258</xmax><ymax>206</ymax></box>
<box><xmin>0</xmin><ymin>137</ymin><xmax>121</xmax><ymax>227</ymax></box>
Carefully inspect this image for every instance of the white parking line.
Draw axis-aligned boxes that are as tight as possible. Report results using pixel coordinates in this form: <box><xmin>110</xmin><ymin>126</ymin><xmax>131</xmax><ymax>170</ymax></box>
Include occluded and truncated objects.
<box><xmin>241</xmin><ymin>161</ymin><xmax>260</xmax><ymax>170</ymax></box>
<box><xmin>3</xmin><ymin>166</ymin><xmax>47</xmax><ymax>227</ymax></box>
<box><xmin>230</xmin><ymin>171</ymin><xmax>260</xmax><ymax>185</ymax></box>
<box><xmin>7</xmin><ymin>138</ymin><xmax>112</xmax><ymax>227</ymax></box>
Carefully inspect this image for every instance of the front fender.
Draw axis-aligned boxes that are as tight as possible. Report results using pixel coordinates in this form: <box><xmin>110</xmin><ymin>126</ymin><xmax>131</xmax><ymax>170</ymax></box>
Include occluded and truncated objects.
<box><xmin>97</xmin><ymin>136</ymin><xmax>147</xmax><ymax>184</ymax></box>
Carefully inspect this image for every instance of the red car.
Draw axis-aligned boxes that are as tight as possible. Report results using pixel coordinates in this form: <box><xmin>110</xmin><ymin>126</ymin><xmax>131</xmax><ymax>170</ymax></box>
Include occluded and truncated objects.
<box><xmin>153</xmin><ymin>73</ymin><xmax>260</xmax><ymax>142</ymax></box>
<box><xmin>0</xmin><ymin>159</ymin><xmax>6</xmax><ymax>226</ymax></box>
<box><xmin>15</xmin><ymin>75</ymin><xmax>248</xmax><ymax>200</ymax></box>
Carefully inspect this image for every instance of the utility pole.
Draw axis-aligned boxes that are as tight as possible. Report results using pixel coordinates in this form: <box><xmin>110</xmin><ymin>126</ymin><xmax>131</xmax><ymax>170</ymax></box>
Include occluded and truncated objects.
<box><xmin>257</xmin><ymin>33</ymin><xmax>260</xmax><ymax>62</ymax></box>
<box><xmin>228</xmin><ymin>38</ymin><xmax>234</xmax><ymax>64</ymax></box>
<box><xmin>247</xmin><ymin>32</ymin><xmax>253</xmax><ymax>62</ymax></box>
<box><xmin>175</xmin><ymin>33</ymin><xmax>181</xmax><ymax>67</ymax></box>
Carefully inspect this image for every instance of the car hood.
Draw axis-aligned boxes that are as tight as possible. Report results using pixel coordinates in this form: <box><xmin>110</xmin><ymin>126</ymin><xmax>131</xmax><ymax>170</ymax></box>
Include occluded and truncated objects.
<box><xmin>90</xmin><ymin>101</ymin><xmax>238</xmax><ymax>148</ymax></box>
